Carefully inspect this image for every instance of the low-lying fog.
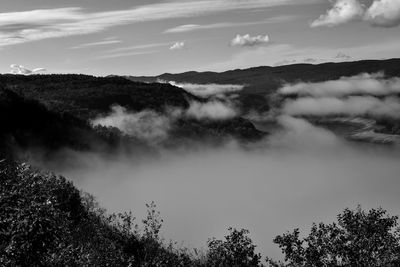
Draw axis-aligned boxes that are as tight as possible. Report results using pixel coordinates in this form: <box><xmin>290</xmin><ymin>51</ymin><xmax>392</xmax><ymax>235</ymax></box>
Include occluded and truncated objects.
<box><xmin>38</xmin><ymin>115</ymin><xmax>400</xmax><ymax>259</ymax></box>
<box><xmin>32</xmin><ymin>74</ymin><xmax>400</xmax><ymax>259</ymax></box>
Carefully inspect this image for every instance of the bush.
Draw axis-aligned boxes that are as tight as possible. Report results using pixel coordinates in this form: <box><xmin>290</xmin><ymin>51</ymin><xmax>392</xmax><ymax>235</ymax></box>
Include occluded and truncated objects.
<box><xmin>207</xmin><ymin>227</ymin><xmax>263</xmax><ymax>267</ymax></box>
<box><xmin>267</xmin><ymin>206</ymin><xmax>400</xmax><ymax>267</ymax></box>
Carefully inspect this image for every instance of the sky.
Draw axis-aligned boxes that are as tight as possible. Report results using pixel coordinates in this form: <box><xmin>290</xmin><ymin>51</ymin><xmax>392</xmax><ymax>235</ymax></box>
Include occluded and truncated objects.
<box><xmin>0</xmin><ymin>0</ymin><xmax>399</xmax><ymax>76</ymax></box>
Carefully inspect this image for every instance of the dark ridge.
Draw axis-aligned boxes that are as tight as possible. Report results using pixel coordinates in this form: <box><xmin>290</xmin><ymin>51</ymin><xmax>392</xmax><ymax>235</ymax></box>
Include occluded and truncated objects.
<box><xmin>0</xmin><ymin>87</ymin><xmax>149</xmax><ymax>159</ymax></box>
<box><xmin>0</xmin><ymin>74</ymin><xmax>201</xmax><ymax>120</ymax></box>
<box><xmin>126</xmin><ymin>58</ymin><xmax>400</xmax><ymax>112</ymax></box>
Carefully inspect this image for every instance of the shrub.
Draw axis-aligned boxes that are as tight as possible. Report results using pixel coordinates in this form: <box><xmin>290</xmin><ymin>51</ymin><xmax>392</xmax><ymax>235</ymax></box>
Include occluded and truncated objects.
<box><xmin>267</xmin><ymin>206</ymin><xmax>400</xmax><ymax>267</ymax></box>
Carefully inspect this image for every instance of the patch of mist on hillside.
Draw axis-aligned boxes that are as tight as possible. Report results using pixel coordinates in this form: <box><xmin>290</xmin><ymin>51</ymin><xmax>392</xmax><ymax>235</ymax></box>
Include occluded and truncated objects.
<box><xmin>91</xmin><ymin>99</ymin><xmax>239</xmax><ymax>144</ymax></box>
<box><xmin>166</xmin><ymin>81</ymin><xmax>245</xmax><ymax>98</ymax></box>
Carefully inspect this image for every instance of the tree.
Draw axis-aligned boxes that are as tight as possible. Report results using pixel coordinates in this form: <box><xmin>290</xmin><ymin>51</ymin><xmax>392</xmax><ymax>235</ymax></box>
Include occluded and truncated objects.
<box><xmin>267</xmin><ymin>206</ymin><xmax>400</xmax><ymax>267</ymax></box>
<box><xmin>207</xmin><ymin>227</ymin><xmax>263</xmax><ymax>267</ymax></box>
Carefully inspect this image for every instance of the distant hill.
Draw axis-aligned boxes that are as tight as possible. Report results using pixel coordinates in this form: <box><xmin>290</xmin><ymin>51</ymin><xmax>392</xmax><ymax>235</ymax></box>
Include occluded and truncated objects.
<box><xmin>0</xmin><ymin>74</ymin><xmax>200</xmax><ymax>120</ymax></box>
<box><xmin>126</xmin><ymin>59</ymin><xmax>400</xmax><ymax>112</ymax></box>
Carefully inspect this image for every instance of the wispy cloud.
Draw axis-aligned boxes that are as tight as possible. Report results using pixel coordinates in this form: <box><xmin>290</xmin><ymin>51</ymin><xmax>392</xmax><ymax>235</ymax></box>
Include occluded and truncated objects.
<box><xmin>70</xmin><ymin>39</ymin><xmax>122</xmax><ymax>49</ymax></box>
<box><xmin>97</xmin><ymin>50</ymin><xmax>159</xmax><ymax>59</ymax></box>
<box><xmin>99</xmin><ymin>41</ymin><xmax>173</xmax><ymax>59</ymax></box>
<box><xmin>164</xmin><ymin>16</ymin><xmax>299</xmax><ymax>34</ymax></box>
<box><xmin>107</xmin><ymin>42</ymin><xmax>172</xmax><ymax>53</ymax></box>
<box><xmin>0</xmin><ymin>0</ymin><xmax>319</xmax><ymax>47</ymax></box>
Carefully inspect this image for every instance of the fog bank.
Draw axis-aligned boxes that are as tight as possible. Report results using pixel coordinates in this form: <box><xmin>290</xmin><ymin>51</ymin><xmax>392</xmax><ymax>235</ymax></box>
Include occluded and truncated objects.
<box><xmin>283</xmin><ymin>96</ymin><xmax>400</xmax><ymax>119</ymax></box>
<box><xmin>40</xmin><ymin>116</ymin><xmax>400</xmax><ymax>259</ymax></box>
<box><xmin>279</xmin><ymin>73</ymin><xmax>400</xmax><ymax>97</ymax></box>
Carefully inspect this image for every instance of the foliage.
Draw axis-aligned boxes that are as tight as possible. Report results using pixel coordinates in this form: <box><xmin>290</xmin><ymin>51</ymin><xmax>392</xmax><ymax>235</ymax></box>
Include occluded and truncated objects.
<box><xmin>207</xmin><ymin>227</ymin><xmax>263</xmax><ymax>267</ymax></box>
<box><xmin>0</xmin><ymin>160</ymin><xmax>203</xmax><ymax>266</ymax></box>
<box><xmin>267</xmin><ymin>206</ymin><xmax>400</xmax><ymax>267</ymax></box>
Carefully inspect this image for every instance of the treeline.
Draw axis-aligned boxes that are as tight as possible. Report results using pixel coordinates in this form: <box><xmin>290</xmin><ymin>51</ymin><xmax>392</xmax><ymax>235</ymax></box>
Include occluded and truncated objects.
<box><xmin>1</xmin><ymin>159</ymin><xmax>400</xmax><ymax>266</ymax></box>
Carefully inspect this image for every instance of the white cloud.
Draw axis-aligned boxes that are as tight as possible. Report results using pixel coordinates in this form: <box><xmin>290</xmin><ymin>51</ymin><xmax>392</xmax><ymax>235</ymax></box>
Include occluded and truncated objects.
<box><xmin>230</xmin><ymin>34</ymin><xmax>270</xmax><ymax>47</ymax></box>
<box><xmin>10</xmin><ymin>64</ymin><xmax>46</xmax><ymax>75</ymax></box>
<box><xmin>279</xmin><ymin>73</ymin><xmax>400</xmax><ymax>97</ymax></box>
<box><xmin>168</xmin><ymin>81</ymin><xmax>245</xmax><ymax>98</ymax></box>
<box><xmin>311</xmin><ymin>0</ymin><xmax>400</xmax><ymax>27</ymax></box>
<box><xmin>0</xmin><ymin>0</ymin><xmax>318</xmax><ymax>47</ymax></box>
<box><xmin>170</xmin><ymin>41</ymin><xmax>185</xmax><ymax>50</ymax></box>
<box><xmin>310</xmin><ymin>0</ymin><xmax>364</xmax><ymax>27</ymax></box>
<box><xmin>364</xmin><ymin>0</ymin><xmax>400</xmax><ymax>27</ymax></box>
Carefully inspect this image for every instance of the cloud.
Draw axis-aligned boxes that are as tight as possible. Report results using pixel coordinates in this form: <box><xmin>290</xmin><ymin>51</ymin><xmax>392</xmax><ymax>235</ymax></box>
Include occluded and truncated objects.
<box><xmin>70</xmin><ymin>39</ymin><xmax>121</xmax><ymax>49</ymax></box>
<box><xmin>279</xmin><ymin>73</ymin><xmax>400</xmax><ymax>97</ymax></box>
<box><xmin>335</xmin><ymin>52</ymin><xmax>352</xmax><ymax>60</ymax></box>
<box><xmin>230</xmin><ymin>34</ymin><xmax>270</xmax><ymax>47</ymax></box>
<box><xmin>186</xmin><ymin>101</ymin><xmax>238</xmax><ymax>120</ymax></box>
<box><xmin>165</xmin><ymin>24</ymin><xmax>203</xmax><ymax>34</ymax></box>
<box><xmin>168</xmin><ymin>82</ymin><xmax>245</xmax><ymax>98</ymax></box>
<box><xmin>107</xmin><ymin>42</ymin><xmax>172</xmax><ymax>53</ymax></box>
<box><xmin>311</xmin><ymin>0</ymin><xmax>400</xmax><ymax>28</ymax></box>
<box><xmin>163</xmin><ymin>16</ymin><xmax>299</xmax><ymax>34</ymax></box>
<box><xmin>99</xmin><ymin>42</ymin><xmax>171</xmax><ymax>59</ymax></box>
<box><xmin>310</xmin><ymin>0</ymin><xmax>364</xmax><ymax>27</ymax></box>
<box><xmin>10</xmin><ymin>64</ymin><xmax>46</xmax><ymax>75</ymax></box>
<box><xmin>282</xmin><ymin>96</ymin><xmax>400</xmax><ymax>119</ymax></box>
<box><xmin>170</xmin><ymin>42</ymin><xmax>185</xmax><ymax>50</ymax></box>
<box><xmin>98</xmin><ymin>50</ymin><xmax>159</xmax><ymax>60</ymax></box>
<box><xmin>0</xmin><ymin>0</ymin><xmax>318</xmax><ymax>47</ymax></box>
<box><xmin>364</xmin><ymin>0</ymin><xmax>400</xmax><ymax>27</ymax></box>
